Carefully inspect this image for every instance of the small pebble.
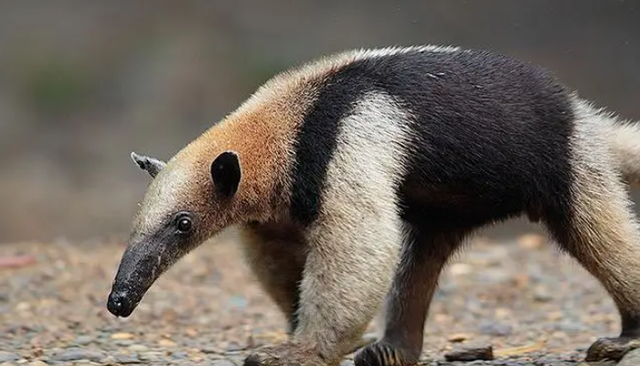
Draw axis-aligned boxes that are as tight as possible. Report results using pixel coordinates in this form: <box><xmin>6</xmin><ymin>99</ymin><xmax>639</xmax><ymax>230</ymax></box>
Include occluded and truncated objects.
<box><xmin>159</xmin><ymin>338</ymin><xmax>177</xmax><ymax>347</ymax></box>
<box><xmin>110</xmin><ymin>332</ymin><xmax>135</xmax><ymax>340</ymax></box>
<box><xmin>533</xmin><ymin>285</ymin><xmax>553</xmax><ymax>302</ymax></box>
<box><xmin>444</xmin><ymin>343</ymin><xmax>494</xmax><ymax>362</ymax></box>
<box><xmin>51</xmin><ymin>347</ymin><xmax>106</xmax><ymax>362</ymax></box>
<box><xmin>15</xmin><ymin>302</ymin><xmax>31</xmax><ymax>311</ymax></box>
<box><xmin>517</xmin><ymin>233</ymin><xmax>546</xmax><ymax>249</ymax></box>
<box><xmin>170</xmin><ymin>351</ymin><xmax>188</xmax><ymax>359</ymax></box>
<box><xmin>228</xmin><ymin>296</ymin><xmax>248</xmax><ymax>309</ymax></box>
<box><xmin>556</xmin><ymin>319</ymin><xmax>585</xmax><ymax>332</ymax></box>
<box><xmin>139</xmin><ymin>351</ymin><xmax>165</xmax><ymax>362</ymax></box>
<box><xmin>449</xmin><ymin>263</ymin><xmax>473</xmax><ymax>276</ymax></box>
<box><xmin>73</xmin><ymin>335</ymin><xmax>94</xmax><ymax>345</ymax></box>
<box><xmin>27</xmin><ymin>361</ymin><xmax>48</xmax><ymax>366</ymax></box>
<box><xmin>0</xmin><ymin>353</ymin><xmax>20</xmax><ymax>363</ymax></box>
<box><xmin>200</xmin><ymin>346</ymin><xmax>223</xmax><ymax>354</ymax></box>
<box><xmin>128</xmin><ymin>344</ymin><xmax>149</xmax><ymax>352</ymax></box>
<box><xmin>224</xmin><ymin>342</ymin><xmax>246</xmax><ymax>352</ymax></box>
<box><xmin>478</xmin><ymin>320</ymin><xmax>513</xmax><ymax>336</ymax></box>
<box><xmin>209</xmin><ymin>359</ymin><xmax>236</xmax><ymax>366</ymax></box>
<box><xmin>113</xmin><ymin>353</ymin><xmax>141</xmax><ymax>364</ymax></box>
<box><xmin>113</xmin><ymin>339</ymin><xmax>134</xmax><ymax>346</ymax></box>
<box><xmin>168</xmin><ymin>361</ymin><xmax>192</xmax><ymax>366</ymax></box>
<box><xmin>447</xmin><ymin>333</ymin><xmax>469</xmax><ymax>343</ymax></box>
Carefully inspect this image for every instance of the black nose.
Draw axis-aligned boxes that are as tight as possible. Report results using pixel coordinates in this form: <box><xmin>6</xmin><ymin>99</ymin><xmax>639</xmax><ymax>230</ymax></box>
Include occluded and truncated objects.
<box><xmin>107</xmin><ymin>290</ymin><xmax>135</xmax><ymax>318</ymax></box>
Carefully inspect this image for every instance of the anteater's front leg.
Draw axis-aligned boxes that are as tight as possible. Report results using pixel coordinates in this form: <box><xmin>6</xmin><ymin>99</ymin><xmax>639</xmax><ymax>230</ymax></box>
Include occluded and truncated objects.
<box><xmin>243</xmin><ymin>212</ymin><xmax>402</xmax><ymax>366</ymax></box>
<box><xmin>238</xmin><ymin>223</ymin><xmax>307</xmax><ymax>335</ymax></box>
<box><xmin>354</xmin><ymin>226</ymin><xmax>466</xmax><ymax>366</ymax></box>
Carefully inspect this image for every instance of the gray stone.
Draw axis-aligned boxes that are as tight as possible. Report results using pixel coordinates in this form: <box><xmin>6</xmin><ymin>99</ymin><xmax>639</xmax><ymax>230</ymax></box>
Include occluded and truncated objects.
<box><xmin>620</xmin><ymin>348</ymin><xmax>640</xmax><ymax>366</ymax></box>
<box><xmin>209</xmin><ymin>360</ymin><xmax>236</xmax><ymax>366</ymax></box>
<box><xmin>51</xmin><ymin>348</ymin><xmax>106</xmax><ymax>362</ymax></box>
<box><xmin>113</xmin><ymin>339</ymin><xmax>134</xmax><ymax>346</ymax></box>
<box><xmin>532</xmin><ymin>285</ymin><xmax>553</xmax><ymax>302</ymax></box>
<box><xmin>0</xmin><ymin>353</ymin><xmax>20</xmax><ymax>363</ymax></box>
<box><xmin>224</xmin><ymin>342</ymin><xmax>245</xmax><ymax>352</ymax></box>
<box><xmin>169</xmin><ymin>361</ymin><xmax>195</xmax><ymax>366</ymax></box>
<box><xmin>555</xmin><ymin>319</ymin><xmax>585</xmax><ymax>332</ymax></box>
<box><xmin>170</xmin><ymin>351</ymin><xmax>188</xmax><ymax>359</ymax></box>
<box><xmin>477</xmin><ymin>320</ymin><xmax>513</xmax><ymax>336</ymax></box>
<box><xmin>127</xmin><ymin>344</ymin><xmax>149</xmax><ymax>352</ymax></box>
<box><xmin>113</xmin><ymin>353</ymin><xmax>141</xmax><ymax>364</ymax></box>
<box><xmin>200</xmin><ymin>346</ymin><xmax>223</xmax><ymax>354</ymax></box>
<box><xmin>27</xmin><ymin>361</ymin><xmax>48</xmax><ymax>366</ymax></box>
<box><xmin>138</xmin><ymin>352</ymin><xmax>165</xmax><ymax>362</ymax></box>
<box><xmin>73</xmin><ymin>335</ymin><xmax>94</xmax><ymax>345</ymax></box>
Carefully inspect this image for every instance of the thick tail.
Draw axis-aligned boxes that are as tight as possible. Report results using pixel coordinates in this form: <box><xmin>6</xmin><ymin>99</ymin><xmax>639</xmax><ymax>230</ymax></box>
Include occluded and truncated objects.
<box><xmin>572</xmin><ymin>95</ymin><xmax>640</xmax><ymax>187</ymax></box>
<box><xmin>609</xmin><ymin>121</ymin><xmax>640</xmax><ymax>186</ymax></box>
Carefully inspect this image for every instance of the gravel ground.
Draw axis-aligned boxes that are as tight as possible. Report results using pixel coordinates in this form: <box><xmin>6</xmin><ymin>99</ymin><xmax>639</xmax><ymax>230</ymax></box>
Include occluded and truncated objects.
<box><xmin>0</xmin><ymin>230</ymin><xmax>633</xmax><ymax>365</ymax></box>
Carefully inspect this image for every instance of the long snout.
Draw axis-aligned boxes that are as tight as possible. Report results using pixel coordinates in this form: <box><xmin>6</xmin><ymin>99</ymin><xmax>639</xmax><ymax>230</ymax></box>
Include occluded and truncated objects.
<box><xmin>106</xmin><ymin>239</ymin><xmax>170</xmax><ymax>318</ymax></box>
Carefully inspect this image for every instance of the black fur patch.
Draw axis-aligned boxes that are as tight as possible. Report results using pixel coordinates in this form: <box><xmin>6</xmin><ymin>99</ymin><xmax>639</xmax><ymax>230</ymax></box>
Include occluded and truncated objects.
<box><xmin>290</xmin><ymin>48</ymin><xmax>575</xmax><ymax>230</ymax></box>
<box><xmin>378</xmin><ymin>49</ymin><xmax>575</xmax><ymax>230</ymax></box>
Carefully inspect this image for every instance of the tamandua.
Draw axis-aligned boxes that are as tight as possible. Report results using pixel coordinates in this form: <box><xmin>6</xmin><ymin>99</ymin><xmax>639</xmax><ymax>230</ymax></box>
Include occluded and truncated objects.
<box><xmin>107</xmin><ymin>45</ymin><xmax>640</xmax><ymax>366</ymax></box>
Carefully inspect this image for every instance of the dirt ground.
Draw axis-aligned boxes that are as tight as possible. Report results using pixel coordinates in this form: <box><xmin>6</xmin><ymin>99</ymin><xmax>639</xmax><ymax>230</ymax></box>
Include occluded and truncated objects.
<box><xmin>0</xmin><ymin>230</ymin><xmax>634</xmax><ymax>365</ymax></box>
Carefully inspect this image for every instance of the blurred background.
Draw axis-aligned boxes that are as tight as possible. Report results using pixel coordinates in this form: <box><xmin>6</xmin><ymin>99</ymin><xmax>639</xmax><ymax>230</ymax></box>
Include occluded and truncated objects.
<box><xmin>0</xmin><ymin>0</ymin><xmax>638</xmax><ymax>244</ymax></box>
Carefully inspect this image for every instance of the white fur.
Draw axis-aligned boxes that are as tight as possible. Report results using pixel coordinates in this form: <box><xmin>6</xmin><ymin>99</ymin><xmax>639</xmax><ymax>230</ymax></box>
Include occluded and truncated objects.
<box><xmin>348</xmin><ymin>45</ymin><xmax>463</xmax><ymax>60</ymax></box>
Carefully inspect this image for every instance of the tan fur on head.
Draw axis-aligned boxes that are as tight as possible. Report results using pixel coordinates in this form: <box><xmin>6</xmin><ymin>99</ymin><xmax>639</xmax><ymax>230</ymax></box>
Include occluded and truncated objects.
<box><xmin>132</xmin><ymin>66</ymin><xmax>318</xmax><ymax>237</ymax></box>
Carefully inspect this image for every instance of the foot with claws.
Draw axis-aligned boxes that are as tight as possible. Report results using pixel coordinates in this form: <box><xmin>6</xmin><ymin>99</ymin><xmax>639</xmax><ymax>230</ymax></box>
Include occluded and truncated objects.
<box><xmin>586</xmin><ymin>336</ymin><xmax>640</xmax><ymax>362</ymax></box>
<box><xmin>244</xmin><ymin>342</ymin><xmax>325</xmax><ymax>366</ymax></box>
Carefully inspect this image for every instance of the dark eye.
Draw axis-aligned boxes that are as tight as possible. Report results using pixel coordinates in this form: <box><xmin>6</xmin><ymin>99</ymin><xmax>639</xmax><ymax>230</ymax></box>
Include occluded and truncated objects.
<box><xmin>176</xmin><ymin>215</ymin><xmax>192</xmax><ymax>233</ymax></box>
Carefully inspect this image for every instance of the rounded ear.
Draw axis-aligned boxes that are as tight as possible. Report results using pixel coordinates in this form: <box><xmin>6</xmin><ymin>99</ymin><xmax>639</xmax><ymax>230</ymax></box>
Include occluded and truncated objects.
<box><xmin>210</xmin><ymin>151</ymin><xmax>242</xmax><ymax>198</ymax></box>
<box><xmin>131</xmin><ymin>152</ymin><xmax>166</xmax><ymax>178</ymax></box>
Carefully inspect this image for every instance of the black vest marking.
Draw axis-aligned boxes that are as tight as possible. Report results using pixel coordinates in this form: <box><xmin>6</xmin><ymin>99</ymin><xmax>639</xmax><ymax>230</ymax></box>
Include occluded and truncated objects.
<box><xmin>290</xmin><ymin>49</ymin><xmax>575</xmax><ymax>229</ymax></box>
<box><xmin>360</xmin><ymin>49</ymin><xmax>575</xmax><ymax>230</ymax></box>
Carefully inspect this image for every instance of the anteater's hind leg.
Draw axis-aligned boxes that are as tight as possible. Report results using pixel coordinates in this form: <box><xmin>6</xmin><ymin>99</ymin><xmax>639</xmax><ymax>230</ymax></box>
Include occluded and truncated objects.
<box><xmin>543</xmin><ymin>167</ymin><xmax>640</xmax><ymax>362</ymax></box>
<box><xmin>354</xmin><ymin>225</ymin><xmax>465</xmax><ymax>366</ymax></box>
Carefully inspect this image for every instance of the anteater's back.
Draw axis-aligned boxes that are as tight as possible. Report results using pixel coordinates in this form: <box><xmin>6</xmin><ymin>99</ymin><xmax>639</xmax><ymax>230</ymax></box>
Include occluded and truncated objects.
<box><xmin>287</xmin><ymin>47</ymin><xmax>576</xmax><ymax>230</ymax></box>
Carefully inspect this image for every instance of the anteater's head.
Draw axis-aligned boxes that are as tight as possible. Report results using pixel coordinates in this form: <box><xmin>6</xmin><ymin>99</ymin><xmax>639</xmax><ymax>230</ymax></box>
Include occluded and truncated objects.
<box><xmin>106</xmin><ymin>146</ymin><xmax>243</xmax><ymax>318</ymax></box>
